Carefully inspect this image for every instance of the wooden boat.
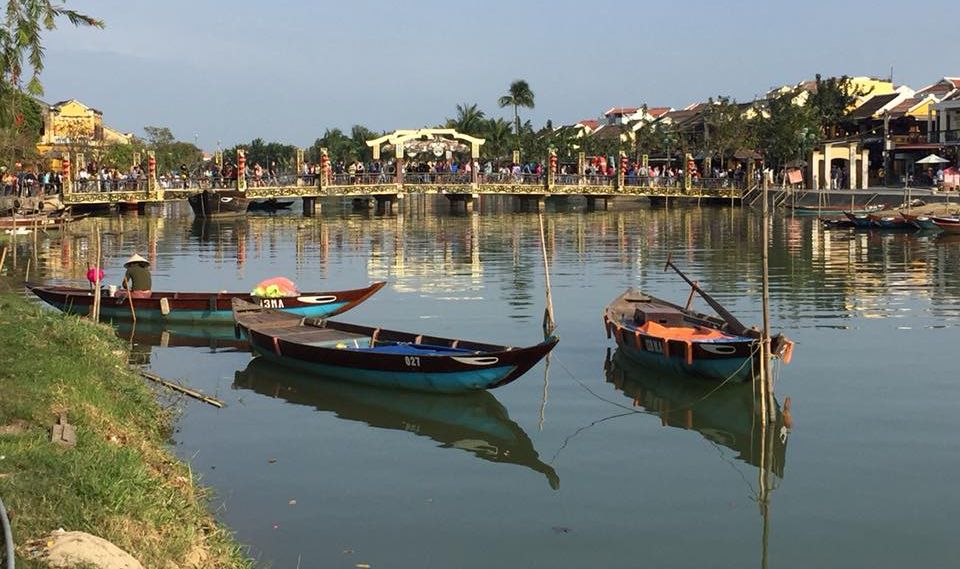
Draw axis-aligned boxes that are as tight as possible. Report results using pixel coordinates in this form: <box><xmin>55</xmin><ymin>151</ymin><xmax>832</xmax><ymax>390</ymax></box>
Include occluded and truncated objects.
<box><xmin>602</xmin><ymin>258</ymin><xmax>793</xmax><ymax>383</ymax></box>
<box><xmin>604</xmin><ymin>349</ymin><xmax>787</xmax><ymax>476</ymax></box>
<box><xmin>188</xmin><ymin>189</ymin><xmax>249</xmax><ymax>217</ymax></box>
<box><xmin>247</xmin><ymin>198</ymin><xmax>294</xmax><ymax>212</ymax></box>
<box><xmin>0</xmin><ymin>211</ymin><xmax>88</xmax><ymax>230</ymax></box>
<box><xmin>231</xmin><ymin>299</ymin><xmax>559</xmax><ymax>393</ymax></box>
<box><xmin>821</xmin><ymin>218</ymin><xmax>855</xmax><ymax>229</ymax></box>
<box><xmin>932</xmin><ymin>216</ymin><xmax>960</xmax><ymax>233</ymax></box>
<box><xmin>867</xmin><ymin>212</ymin><xmax>912</xmax><ymax>230</ymax></box>
<box><xmin>900</xmin><ymin>211</ymin><xmax>940</xmax><ymax>230</ymax></box>
<box><xmin>842</xmin><ymin>210</ymin><xmax>874</xmax><ymax>228</ymax></box>
<box><xmin>235</xmin><ymin>357</ymin><xmax>560</xmax><ymax>489</ymax></box>
<box><xmin>787</xmin><ymin>203</ymin><xmax>884</xmax><ymax>216</ymax></box>
<box><xmin>27</xmin><ymin>281</ymin><xmax>386</xmax><ymax>323</ymax></box>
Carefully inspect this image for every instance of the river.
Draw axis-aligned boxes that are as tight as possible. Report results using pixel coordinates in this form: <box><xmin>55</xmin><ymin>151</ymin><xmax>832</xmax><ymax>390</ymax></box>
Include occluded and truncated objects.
<box><xmin>17</xmin><ymin>196</ymin><xmax>960</xmax><ymax>568</ymax></box>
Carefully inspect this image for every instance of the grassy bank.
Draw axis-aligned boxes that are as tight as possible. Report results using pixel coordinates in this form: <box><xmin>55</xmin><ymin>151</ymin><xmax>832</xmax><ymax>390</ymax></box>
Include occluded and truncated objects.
<box><xmin>0</xmin><ymin>293</ymin><xmax>251</xmax><ymax>568</ymax></box>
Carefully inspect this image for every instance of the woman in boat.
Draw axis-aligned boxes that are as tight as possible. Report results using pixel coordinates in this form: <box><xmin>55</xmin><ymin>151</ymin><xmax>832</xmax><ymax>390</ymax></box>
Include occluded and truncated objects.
<box><xmin>121</xmin><ymin>253</ymin><xmax>152</xmax><ymax>298</ymax></box>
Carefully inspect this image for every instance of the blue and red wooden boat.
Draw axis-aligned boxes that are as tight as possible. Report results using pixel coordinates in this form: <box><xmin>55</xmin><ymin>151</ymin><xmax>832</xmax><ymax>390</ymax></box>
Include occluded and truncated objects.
<box><xmin>867</xmin><ymin>212</ymin><xmax>912</xmax><ymax>230</ymax></box>
<box><xmin>842</xmin><ymin>210</ymin><xmax>874</xmax><ymax>228</ymax></box>
<box><xmin>27</xmin><ymin>281</ymin><xmax>385</xmax><ymax>323</ymax></box>
<box><xmin>231</xmin><ymin>298</ymin><xmax>559</xmax><ymax>393</ymax></box>
<box><xmin>602</xmin><ymin>259</ymin><xmax>793</xmax><ymax>383</ymax></box>
<box><xmin>899</xmin><ymin>211</ymin><xmax>940</xmax><ymax>230</ymax></box>
<box><xmin>932</xmin><ymin>216</ymin><xmax>960</xmax><ymax>233</ymax></box>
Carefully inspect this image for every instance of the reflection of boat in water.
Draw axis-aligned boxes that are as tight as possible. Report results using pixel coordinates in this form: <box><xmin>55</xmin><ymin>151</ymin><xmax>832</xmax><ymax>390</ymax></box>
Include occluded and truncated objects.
<box><xmin>113</xmin><ymin>320</ymin><xmax>249</xmax><ymax>351</ymax></box>
<box><xmin>604</xmin><ymin>349</ymin><xmax>787</xmax><ymax>477</ymax></box>
<box><xmin>234</xmin><ymin>357</ymin><xmax>560</xmax><ymax>490</ymax></box>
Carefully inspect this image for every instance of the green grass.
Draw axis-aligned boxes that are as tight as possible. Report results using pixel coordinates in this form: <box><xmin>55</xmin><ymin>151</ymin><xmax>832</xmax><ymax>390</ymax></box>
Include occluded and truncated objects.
<box><xmin>0</xmin><ymin>293</ymin><xmax>252</xmax><ymax>568</ymax></box>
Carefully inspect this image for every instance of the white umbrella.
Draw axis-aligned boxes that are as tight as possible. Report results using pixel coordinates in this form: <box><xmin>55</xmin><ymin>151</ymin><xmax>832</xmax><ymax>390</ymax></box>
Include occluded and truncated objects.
<box><xmin>916</xmin><ymin>154</ymin><xmax>950</xmax><ymax>164</ymax></box>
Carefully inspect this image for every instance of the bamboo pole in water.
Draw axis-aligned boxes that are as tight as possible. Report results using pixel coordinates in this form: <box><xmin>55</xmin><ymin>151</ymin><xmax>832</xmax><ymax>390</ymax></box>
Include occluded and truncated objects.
<box><xmin>760</xmin><ymin>171</ymin><xmax>771</xmax><ymax>426</ymax></box>
<box><xmin>0</xmin><ymin>247</ymin><xmax>6</xmax><ymax>274</ymax></box>
<box><xmin>538</xmin><ymin>213</ymin><xmax>556</xmax><ymax>338</ymax></box>
<box><xmin>92</xmin><ymin>228</ymin><xmax>102</xmax><ymax>321</ymax></box>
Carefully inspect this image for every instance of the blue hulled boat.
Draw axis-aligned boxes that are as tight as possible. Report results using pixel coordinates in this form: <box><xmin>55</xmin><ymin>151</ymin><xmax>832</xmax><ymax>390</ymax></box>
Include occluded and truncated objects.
<box><xmin>231</xmin><ymin>299</ymin><xmax>559</xmax><ymax>393</ymax></box>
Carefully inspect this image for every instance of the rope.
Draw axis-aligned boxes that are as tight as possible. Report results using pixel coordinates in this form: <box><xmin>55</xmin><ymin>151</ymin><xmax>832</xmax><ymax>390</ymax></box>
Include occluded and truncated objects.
<box><xmin>0</xmin><ymin>495</ymin><xmax>14</xmax><ymax>569</ymax></box>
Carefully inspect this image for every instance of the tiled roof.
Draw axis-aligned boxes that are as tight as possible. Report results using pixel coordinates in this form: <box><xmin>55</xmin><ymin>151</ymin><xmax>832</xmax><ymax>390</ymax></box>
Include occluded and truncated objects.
<box><xmin>915</xmin><ymin>77</ymin><xmax>960</xmax><ymax>99</ymax></box>
<box><xmin>887</xmin><ymin>97</ymin><xmax>919</xmax><ymax>118</ymax></box>
<box><xmin>646</xmin><ymin>107</ymin><xmax>671</xmax><ymax>118</ymax></box>
<box><xmin>848</xmin><ymin>93</ymin><xmax>899</xmax><ymax>119</ymax></box>
<box><xmin>604</xmin><ymin>107</ymin><xmax>640</xmax><ymax>116</ymax></box>
<box><xmin>577</xmin><ymin>119</ymin><xmax>599</xmax><ymax>130</ymax></box>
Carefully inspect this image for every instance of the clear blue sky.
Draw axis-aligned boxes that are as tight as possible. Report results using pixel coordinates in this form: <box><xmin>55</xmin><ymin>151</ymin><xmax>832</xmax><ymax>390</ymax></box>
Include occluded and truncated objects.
<box><xmin>40</xmin><ymin>0</ymin><xmax>958</xmax><ymax>151</ymax></box>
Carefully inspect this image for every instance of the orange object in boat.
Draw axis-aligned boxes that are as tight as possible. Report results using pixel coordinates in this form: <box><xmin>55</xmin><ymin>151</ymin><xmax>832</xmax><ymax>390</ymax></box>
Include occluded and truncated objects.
<box><xmin>637</xmin><ymin>320</ymin><xmax>733</xmax><ymax>342</ymax></box>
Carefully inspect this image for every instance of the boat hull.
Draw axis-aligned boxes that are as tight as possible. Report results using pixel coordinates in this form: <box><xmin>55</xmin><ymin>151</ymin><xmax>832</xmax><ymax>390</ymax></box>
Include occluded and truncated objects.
<box><xmin>235</xmin><ymin>300</ymin><xmax>559</xmax><ymax>394</ymax></box>
<box><xmin>615</xmin><ymin>341</ymin><xmax>757</xmax><ymax>383</ymax></box>
<box><xmin>932</xmin><ymin>217</ymin><xmax>960</xmax><ymax>233</ymax></box>
<box><xmin>188</xmin><ymin>190</ymin><xmax>249</xmax><ymax>218</ymax></box>
<box><xmin>27</xmin><ymin>282</ymin><xmax>386</xmax><ymax>324</ymax></box>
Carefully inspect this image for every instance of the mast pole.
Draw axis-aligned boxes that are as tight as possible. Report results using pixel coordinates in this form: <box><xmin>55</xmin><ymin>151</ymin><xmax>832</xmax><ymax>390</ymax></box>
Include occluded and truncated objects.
<box><xmin>760</xmin><ymin>163</ymin><xmax>772</xmax><ymax>426</ymax></box>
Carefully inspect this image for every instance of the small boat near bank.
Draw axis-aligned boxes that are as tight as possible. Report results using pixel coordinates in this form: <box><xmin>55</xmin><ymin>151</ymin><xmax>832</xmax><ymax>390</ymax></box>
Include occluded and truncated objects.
<box><xmin>602</xmin><ymin>258</ymin><xmax>793</xmax><ymax>383</ymax></box>
<box><xmin>0</xmin><ymin>211</ymin><xmax>89</xmax><ymax>230</ymax></box>
<box><xmin>786</xmin><ymin>203</ymin><xmax>884</xmax><ymax>216</ymax></box>
<box><xmin>231</xmin><ymin>299</ymin><xmax>559</xmax><ymax>393</ymax></box>
<box><xmin>932</xmin><ymin>216</ymin><xmax>960</xmax><ymax>233</ymax></box>
<box><xmin>27</xmin><ymin>281</ymin><xmax>386</xmax><ymax>323</ymax></box>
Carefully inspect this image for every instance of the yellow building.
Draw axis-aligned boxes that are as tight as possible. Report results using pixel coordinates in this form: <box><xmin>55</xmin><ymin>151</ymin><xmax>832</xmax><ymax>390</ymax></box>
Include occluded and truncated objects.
<box><xmin>767</xmin><ymin>76</ymin><xmax>897</xmax><ymax>109</ymax></box>
<box><xmin>35</xmin><ymin>99</ymin><xmax>132</xmax><ymax>166</ymax></box>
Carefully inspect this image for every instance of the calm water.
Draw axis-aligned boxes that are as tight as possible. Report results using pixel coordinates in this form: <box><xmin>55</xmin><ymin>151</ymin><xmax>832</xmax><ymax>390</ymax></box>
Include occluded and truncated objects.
<box><xmin>14</xmin><ymin>197</ymin><xmax>960</xmax><ymax>568</ymax></box>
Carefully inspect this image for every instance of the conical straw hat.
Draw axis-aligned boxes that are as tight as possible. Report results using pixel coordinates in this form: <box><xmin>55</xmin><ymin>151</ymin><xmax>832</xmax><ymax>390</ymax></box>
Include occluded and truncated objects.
<box><xmin>124</xmin><ymin>253</ymin><xmax>149</xmax><ymax>266</ymax></box>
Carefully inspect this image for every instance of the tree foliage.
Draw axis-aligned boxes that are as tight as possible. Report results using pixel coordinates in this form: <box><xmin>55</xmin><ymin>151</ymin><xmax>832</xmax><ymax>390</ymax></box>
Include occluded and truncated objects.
<box><xmin>498</xmin><ymin>79</ymin><xmax>535</xmax><ymax>150</ymax></box>
<box><xmin>445</xmin><ymin>103</ymin><xmax>486</xmax><ymax>137</ymax></box>
<box><xmin>702</xmin><ymin>96</ymin><xmax>754</xmax><ymax>167</ymax></box>
<box><xmin>142</xmin><ymin>125</ymin><xmax>200</xmax><ymax>173</ymax></box>
<box><xmin>756</xmin><ymin>90</ymin><xmax>819</xmax><ymax>169</ymax></box>
<box><xmin>227</xmin><ymin>137</ymin><xmax>297</xmax><ymax>170</ymax></box>
<box><xmin>1</xmin><ymin>1</ymin><xmax>103</xmax><ymax>95</ymax></box>
<box><xmin>808</xmin><ymin>74</ymin><xmax>869</xmax><ymax>139</ymax></box>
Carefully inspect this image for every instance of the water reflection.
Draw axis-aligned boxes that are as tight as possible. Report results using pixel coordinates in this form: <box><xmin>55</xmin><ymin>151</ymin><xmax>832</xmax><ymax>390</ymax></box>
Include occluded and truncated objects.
<box><xmin>604</xmin><ymin>348</ymin><xmax>787</xmax><ymax>477</ymax></box>
<box><xmin>234</xmin><ymin>356</ymin><xmax>560</xmax><ymax>490</ymax></box>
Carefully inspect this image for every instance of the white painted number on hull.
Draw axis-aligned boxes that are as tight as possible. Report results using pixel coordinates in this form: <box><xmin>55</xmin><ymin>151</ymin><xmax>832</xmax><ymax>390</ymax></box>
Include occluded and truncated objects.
<box><xmin>644</xmin><ymin>339</ymin><xmax>663</xmax><ymax>353</ymax></box>
<box><xmin>405</xmin><ymin>356</ymin><xmax>421</xmax><ymax>367</ymax></box>
<box><xmin>260</xmin><ymin>298</ymin><xmax>285</xmax><ymax>308</ymax></box>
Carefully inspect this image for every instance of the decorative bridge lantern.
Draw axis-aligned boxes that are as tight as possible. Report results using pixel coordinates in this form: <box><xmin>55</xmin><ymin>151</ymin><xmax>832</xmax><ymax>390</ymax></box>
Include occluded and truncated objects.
<box><xmin>61</xmin><ymin>156</ymin><xmax>72</xmax><ymax>193</ymax></box>
<box><xmin>237</xmin><ymin>149</ymin><xmax>247</xmax><ymax>191</ymax></box>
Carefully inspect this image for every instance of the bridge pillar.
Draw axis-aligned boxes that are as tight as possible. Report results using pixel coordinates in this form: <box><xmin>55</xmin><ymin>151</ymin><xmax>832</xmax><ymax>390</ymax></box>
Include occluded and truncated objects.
<box><xmin>295</xmin><ymin>148</ymin><xmax>304</xmax><ymax>186</ymax></box>
<box><xmin>236</xmin><ymin>149</ymin><xmax>247</xmax><ymax>191</ymax></box>
<box><xmin>375</xmin><ymin>194</ymin><xmax>398</xmax><ymax>214</ymax></box>
<box><xmin>515</xmin><ymin>195</ymin><xmax>545</xmax><ymax>212</ymax></box>
<box><xmin>684</xmin><ymin>153</ymin><xmax>694</xmax><ymax>193</ymax></box>
<box><xmin>61</xmin><ymin>153</ymin><xmax>72</xmax><ymax>195</ymax></box>
<box><xmin>320</xmin><ymin>148</ymin><xmax>329</xmax><ymax>192</ymax></box>
<box><xmin>302</xmin><ymin>196</ymin><xmax>320</xmax><ymax>216</ymax></box>
<box><xmin>617</xmin><ymin>151</ymin><xmax>627</xmax><ymax>191</ymax></box>
<box><xmin>586</xmin><ymin>196</ymin><xmax>609</xmax><ymax>211</ymax></box>
<box><xmin>578</xmin><ymin>152</ymin><xmax>586</xmax><ymax>186</ymax></box>
<box><xmin>446</xmin><ymin>193</ymin><xmax>475</xmax><ymax>214</ymax></box>
<box><xmin>547</xmin><ymin>148</ymin><xmax>557</xmax><ymax>192</ymax></box>
<box><xmin>147</xmin><ymin>151</ymin><xmax>157</xmax><ymax>192</ymax></box>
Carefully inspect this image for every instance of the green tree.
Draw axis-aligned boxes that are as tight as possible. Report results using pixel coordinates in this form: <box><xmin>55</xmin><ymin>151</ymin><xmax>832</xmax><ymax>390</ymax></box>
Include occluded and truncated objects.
<box><xmin>101</xmin><ymin>138</ymin><xmax>145</xmax><ymax>169</ymax></box>
<box><xmin>808</xmin><ymin>74</ymin><xmax>869</xmax><ymax>139</ymax></box>
<box><xmin>756</xmin><ymin>90</ymin><xmax>819</xmax><ymax>170</ymax></box>
<box><xmin>479</xmin><ymin>118</ymin><xmax>513</xmax><ymax>160</ymax></box>
<box><xmin>446</xmin><ymin>103</ymin><xmax>486</xmax><ymax>136</ymax></box>
<box><xmin>701</xmin><ymin>96</ymin><xmax>755</xmax><ymax>169</ymax></box>
<box><xmin>142</xmin><ymin>125</ymin><xmax>200</xmax><ymax>173</ymax></box>
<box><xmin>1</xmin><ymin>1</ymin><xmax>103</xmax><ymax>95</ymax></box>
<box><xmin>498</xmin><ymin>80</ymin><xmax>535</xmax><ymax>153</ymax></box>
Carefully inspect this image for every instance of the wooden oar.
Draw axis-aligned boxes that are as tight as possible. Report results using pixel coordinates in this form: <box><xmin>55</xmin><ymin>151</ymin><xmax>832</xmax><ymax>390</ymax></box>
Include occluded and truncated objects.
<box><xmin>125</xmin><ymin>280</ymin><xmax>137</xmax><ymax>323</ymax></box>
<box><xmin>663</xmin><ymin>253</ymin><xmax>748</xmax><ymax>335</ymax></box>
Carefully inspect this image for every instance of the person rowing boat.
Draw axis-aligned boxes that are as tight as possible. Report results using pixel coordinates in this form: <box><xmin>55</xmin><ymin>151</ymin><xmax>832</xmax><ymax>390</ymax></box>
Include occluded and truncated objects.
<box><xmin>121</xmin><ymin>253</ymin><xmax>152</xmax><ymax>298</ymax></box>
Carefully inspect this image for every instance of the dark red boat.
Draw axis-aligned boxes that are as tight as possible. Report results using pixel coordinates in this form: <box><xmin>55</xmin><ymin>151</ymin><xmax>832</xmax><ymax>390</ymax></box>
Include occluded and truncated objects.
<box><xmin>27</xmin><ymin>281</ymin><xmax>386</xmax><ymax>324</ymax></box>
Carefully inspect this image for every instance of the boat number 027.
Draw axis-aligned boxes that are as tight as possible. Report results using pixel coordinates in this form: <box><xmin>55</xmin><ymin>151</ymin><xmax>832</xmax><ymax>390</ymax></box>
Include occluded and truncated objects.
<box><xmin>644</xmin><ymin>339</ymin><xmax>663</xmax><ymax>353</ymax></box>
<box><xmin>404</xmin><ymin>356</ymin><xmax>421</xmax><ymax>367</ymax></box>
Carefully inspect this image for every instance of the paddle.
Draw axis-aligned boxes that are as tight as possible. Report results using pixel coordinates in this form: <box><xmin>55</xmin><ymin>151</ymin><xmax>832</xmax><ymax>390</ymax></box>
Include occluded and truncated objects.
<box><xmin>663</xmin><ymin>253</ymin><xmax>748</xmax><ymax>335</ymax></box>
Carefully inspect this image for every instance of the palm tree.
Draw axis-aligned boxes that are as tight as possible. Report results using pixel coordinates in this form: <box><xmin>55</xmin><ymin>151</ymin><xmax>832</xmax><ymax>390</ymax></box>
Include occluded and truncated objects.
<box><xmin>446</xmin><ymin>103</ymin><xmax>486</xmax><ymax>136</ymax></box>
<box><xmin>2</xmin><ymin>1</ymin><xmax>103</xmax><ymax>95</ymax></box>
<box><xmin>481</xmin><ymin>118</ymin><xmax>514</xmax><ymax>160</ymax></box>
<box><xmin>498</xmin><ymin>80</ymin><xmax>535</xmax><ymax>154</ymax></box>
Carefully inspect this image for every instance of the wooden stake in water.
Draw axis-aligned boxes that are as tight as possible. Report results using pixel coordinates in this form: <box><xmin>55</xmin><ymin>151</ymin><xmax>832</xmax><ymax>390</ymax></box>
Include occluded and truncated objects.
<box><xmin>92</xmin><ymin>229</ymin><xmax>102</xmax><ymax>321</ymax></box>
<box><xmin>760</xmin><ymin>170</ymin><xmax>771</xmax><ymax>426</ymax></box>
<box><xmin>538</xmin><ymin>213</ymin><xmax>556</xmax><ymax>338</ymax></box>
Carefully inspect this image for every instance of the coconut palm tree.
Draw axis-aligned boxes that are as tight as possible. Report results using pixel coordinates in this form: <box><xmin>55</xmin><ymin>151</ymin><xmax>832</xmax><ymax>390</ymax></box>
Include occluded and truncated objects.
<box><xmin>1</xmin><ymin>1</ymin><xmax>103</xmax><ymax>95</ymax></box>
<box><xmin>446</xmin><ymin>103</ymin><xmax>486</xmax><ymax>136</ymax></box>
<box><xmin>481</xmin><ymin>118</ymin><xmax>514</xmax><ymax>160</ymax></box>
<box><xmin>498</xmin><ymin>80</ymin><xmax>535</xmax><ymax>154</ymax></box>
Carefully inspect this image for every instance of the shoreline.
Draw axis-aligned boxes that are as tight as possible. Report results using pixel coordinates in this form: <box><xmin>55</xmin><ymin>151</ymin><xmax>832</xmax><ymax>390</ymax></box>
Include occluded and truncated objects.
<box><xmin>0</xmin><ymin>292</ymin><xmax>251</xmax><ymax>568</ymax></box>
